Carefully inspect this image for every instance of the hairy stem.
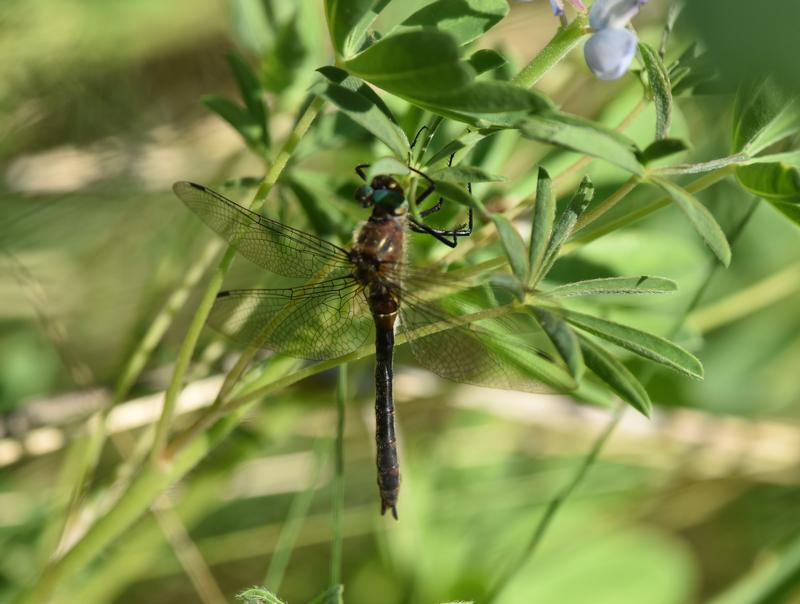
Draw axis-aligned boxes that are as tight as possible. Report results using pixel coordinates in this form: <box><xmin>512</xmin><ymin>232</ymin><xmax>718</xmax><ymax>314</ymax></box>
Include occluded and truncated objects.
<box><xmin>149</xmin><ymin>95</ymin><xmax>325</xmax><ymax>464</ymax></box>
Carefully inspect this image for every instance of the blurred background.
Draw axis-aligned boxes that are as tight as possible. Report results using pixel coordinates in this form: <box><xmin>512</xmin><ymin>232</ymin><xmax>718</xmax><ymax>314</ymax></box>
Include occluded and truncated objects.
<box><xmin>2</xmin><ymin>1</ymin><xmax>800</xmax><ymax>603</ymax></box>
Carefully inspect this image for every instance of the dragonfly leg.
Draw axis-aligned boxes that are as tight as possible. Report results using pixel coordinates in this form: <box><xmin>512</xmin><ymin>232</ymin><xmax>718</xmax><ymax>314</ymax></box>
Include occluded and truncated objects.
<box><xmin>355</xmin><ymin>164</ymin><xmax>370</xmax><ymax>181</ymax></box>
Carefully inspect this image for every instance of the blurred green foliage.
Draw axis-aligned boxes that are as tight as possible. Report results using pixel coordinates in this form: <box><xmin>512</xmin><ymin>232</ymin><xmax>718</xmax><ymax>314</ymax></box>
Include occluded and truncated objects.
<box><xmin>1</xmin><ymin>1</ymin><xmax>800</xmax><ymax>604</ymax></box>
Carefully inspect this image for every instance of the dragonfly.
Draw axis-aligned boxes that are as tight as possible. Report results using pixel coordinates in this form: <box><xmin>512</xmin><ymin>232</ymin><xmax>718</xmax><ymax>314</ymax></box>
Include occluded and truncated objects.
<box><xmin>173</xmin><ymin>168</ymin><xmax>572</xmax><ymax>519</ymax></box>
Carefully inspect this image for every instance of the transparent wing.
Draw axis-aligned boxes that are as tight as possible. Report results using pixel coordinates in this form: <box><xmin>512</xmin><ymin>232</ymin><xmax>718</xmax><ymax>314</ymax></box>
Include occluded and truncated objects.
<box><xmin>173</xmin><ymin>181</ymin><xmax>353</xmax><ymax>279</ymax></box>
<box><xmin>397</xmin><ymin>284</ymin><xmax>576</xmax><ymax>393</ymax></box>
<box><xmin>209</xmin><ymin>277</ymin><xmax>373</xmax><ymax>360</ymax></box>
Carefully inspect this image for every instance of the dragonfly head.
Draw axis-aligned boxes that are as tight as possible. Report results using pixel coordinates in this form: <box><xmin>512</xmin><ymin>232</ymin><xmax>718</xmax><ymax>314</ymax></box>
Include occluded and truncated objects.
<box><xmin>354</xmin><ymin>175</ymin><xmax>407</xmax><ymax>214</ymax></box>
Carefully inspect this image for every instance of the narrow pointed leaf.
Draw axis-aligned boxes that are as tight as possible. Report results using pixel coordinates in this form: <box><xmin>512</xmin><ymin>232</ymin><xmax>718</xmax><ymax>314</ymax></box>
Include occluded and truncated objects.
<box><xmin>555</xmin><ymin>307</ymin><xmax>704</xmax><ymax>379</ymax></box>
<box><xmin>429</xmin><ymin>166</ymin><xmax>505</xmax><ymax>183</ymax></box>
<box><xmin>532</xmin><ymin>307</ymin><xmax>584</xmax><ymax>380</ymax></box>
<box><xmin>639</xmin><ymin>42</ymin><xmax>672</xmax><ymax>140</ymax></box>
<box><xmin>539</xmin><ymin>177</ymin><xmax>594</xmax><ymax>278</ymax></box>
<box><xmin>391</xmin><ymin>0</ymin><xmax>508</xmax><ymax>46</ymax></box>
<box><xmin>649</xmin><ymin>175</ymin><xmax>731</xmax><ymax>266</ymax></box>
<box><xmin>432</xmin><ymin>179</ymin><xmax>486</xmax><ymax>212</ymax></box>
<box><xmin>638</xmin><ymin>138</ymin><xmax>688</xmax><ymax>165</ymax></box>
<box><xmin>519</xmin><ymin>111</ymin><xmax>644</xmax><ymax>175</ymax></box>
<box><xmin>578</xmin><ymin>334</ymin><xmax>652</xmax><ymax>416</ymax></box>
<box><xmin>314</xmin><ymin>67</ymin><xmax>409</xmax><ymax>158</ymax></box>
<box><xmin>546</xmin><ymin>276</ymin><xmax>677</xmax><ymax>297</ymax></box>
<box><xmin>227</xmin><ymin>52</ymin><xmax>269</xmax><ymax>147</ymax></box>
<box><xmin>529</xmin><ymin>167</ymin><xmax>556</xmax><ymax>286</ymax></box>
<box><xmin>492</xmin><ymin>214</ymin><xmax>529</xmax><ymax>283</ymax></box>
<box><xmin>201</xmin><ymin>96</ymin><xmax>264</xmax><ymax>152</ymax></box>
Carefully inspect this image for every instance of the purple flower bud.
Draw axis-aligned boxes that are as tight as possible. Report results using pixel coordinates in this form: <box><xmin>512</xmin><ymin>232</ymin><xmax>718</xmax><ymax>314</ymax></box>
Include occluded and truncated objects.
<box><xmin>549</xmin><ymin>0</ymin><xmax>565</xmax><ymax>16</ymax></box>
<box><xmin>583</xmin><ymin>27</ymin><xmax>637</xmax><ymax>80</ymax></box>
<box><xmin>589</xmin><ymin>0</ymin><xmax>647</xmax><ymax>30</ymax></box>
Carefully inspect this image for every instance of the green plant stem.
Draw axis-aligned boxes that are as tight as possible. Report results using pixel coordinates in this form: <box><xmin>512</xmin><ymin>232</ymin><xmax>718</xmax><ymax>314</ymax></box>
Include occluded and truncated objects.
<box><xmin>511</xmin><ymin>14</ymin><xmax>589</xmax><ymax>89</ymax></box>
<box><xmin>149</xmin><ymin>95</ymin><xmax>325</xmax><ymax>464</ymax></box>
<box><xmin>487</xmin><ymin>402</ymin><xmax>626</xmax><ymax>602</ymax></box>
<box><xmin>487</xmin><ymin>197</ymin><xmax>762</xmax><ymax>602</ymax></box>
<box><xmin>573</xmin><ymin>176</ymin><xmax>640</xmax><ymax>232</ymax></box>
<box><xmin>689</xmin><ymin>261</ymin><xmax>800</xmax><ymax>333</ymax></box>
<box><xmin>564</xmin><ymin>165</ymin><xmax>736</xmax><ymax>253</ymax></box>
<box><xmin>331</xmin><ymin>364</ymin><xmax>347</xmax><ymax>587</ymax></box>
<box><xmin>264</xmin><ymin>442</ymin><xmax>326</xmax><ymax>592</ymax></box>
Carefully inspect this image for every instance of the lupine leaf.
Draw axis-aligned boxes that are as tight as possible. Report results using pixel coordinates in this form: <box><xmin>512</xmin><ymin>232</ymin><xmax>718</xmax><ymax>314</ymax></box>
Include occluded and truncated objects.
<box><xmin>529</xmin><ymin>167</ymin><xmax>556</xmax><ymax>286</ymax></box>
<box><xmin>344</xmin><ymin>31</ymin><xmax>474</xmax><ymax>100</ymax></box>
<box><xmin>539</xmin><ymin>177</ymin><xmax>594</xmax><ymax>278</ymax></box>
<box><xmin>468</xmin><ymin>48</ymin><xmax>507</xmax><ymax>75</ymax></box>
<box><xmin>492</xmin><ymin>214</ymin><xmax>529</xmax><ymax>283</ymax></box>
<box><xmin>227</xmin><ymin>52</ymin><xmax>269</xmax><ymax>148</ymax></box>
<box><xmin>201</xmin><ymin>96</ymin><xmax>265</xmax><ymax>153</ymax></box>
<box><xmin>555</xmin><ymin>307</ymin><xmax>704</xmax><ymax>379</ymax></box>
<box><xmin>649</xmin><ymin>175</ymin><xmax>731</xmax><ymax>266</ymax></box>
<box><xmin>325</xmin><ymin>0</ymin><xmax>392</xmax><ymax>58</ymax></box>
<box><xmin>578</xmin><ymin>334</ymin><xmax>652</xmax><ymax>416</ymax></box>
<box><xmin>638</xmin><ymin>42</ymin><xmax>672</xmax><ymax>140</ymax></box>
<box><xmin>532</xmin><ymin>307</ymin><xmax>584</xmax><ymax>380</ymax></box>
<box><xmin>429</xmin><ymin>166</ymin><xmax>505</xmax><ymax>183</ymax></box>
<box><xmin>391</xmin><ymin>0</ymin><xmax>508</xmax><ymax>46</ymax></box>
<box><xmin>638</xmin><ymin>138</ymin><xmax>689</xmax><ymax>165</ymax></box>
<box><xmin>519</xmin><ymin>111</ymin><xmax>644</xmax><ymax>175</ymax></box>
<box><xmin>314</xmin><ymin>67</ymin><xmax>409</xmax><ymax>158</ymax></box>
<box><xmin>546</xmin><ymin>276</ymin><xmax>677</xmax><ymax>297</ymax></box>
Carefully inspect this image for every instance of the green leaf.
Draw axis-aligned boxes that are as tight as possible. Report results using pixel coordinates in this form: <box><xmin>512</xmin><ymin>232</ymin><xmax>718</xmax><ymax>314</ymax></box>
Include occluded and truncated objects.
<box><xmin>287</xmin><ymin>179</ymin><xmax>339</xmax><ymax>239</ymax></box>
<box><xmin>429</xmin><ymin>166</ymin><xmax>505</xmax><ymax>183</ymax></box>
<box><xmin>308</xmin><ymin>585</ymin><xmax>344</xmax><ymax>604</ymax></box>
<box><xmin>201</xmin><ymin>96</ymin><xmax>265</xmax><ymax>153</ymax></box>
<box><xmin>532</xmin><ymin>307</ymin><xmax>584</xmax><ymax>380</ymax></box>
<box><xmin>426</xmin><ymin>129</ymin><xmax>491</xmax><ymax>166</ymax></box>
<box><xmin>325</xmin><ymin>0</ymin><xmax>391</xmax><ymax>58</ymax></box>
<box><xmin>432</xmin><ymin>179</ymin><xmax>485</xmax><ymax>211</ymax></box>
<box><xmin>638</xmin><ymin>138</ymin><xmax>689</xmax><ymax>165</ymax></box>
<box><xmin>392</xmin><ymin>0</ymin><xmax>508</xmax><ymax>46</ymax></box>
<box><xmin>518</xmin><ymin>112</ymin><xmax>644</xmax><ymax>175</ymax></box>
<box><xmin>555</xmin><ymin>307</ymin><xmax>704</xmax><ymax>379</ymax></box>
<box><xmin>539</xmin><ymin>177</ymin><xmax>594</xmax><ymax>278</ymax></box>
<box><xmin>733</xmin><ymin>79</ymin><xmax>800</xmax><ymax>154</ymax></box>
<box><xmin>260</xmin><ymin>13</ymin><xmax>309</xmax><ymax>94</ymax></box>
<box><xmin>649</xmin><ymin>175</ymin><xmax>731</xmax><ymax>266</ymax></box>
<box><xmin>638</xmin><ymin>43</ymin><xmax>672</xmax><ymax>140</ymax></box>
<box><xmin>529</xmin><ymin>167</ymin><xmax>556</xmax><ymax>286</ymax></box>
<box><xmin>415</xmin><ymin>81</ymin><xmax>551</xmax><ymax>115</ymax></box>
<box><xmin>492</xmin><ymin>214</ymin><xmax>529</xmax><ymax>283</ymax></box>
<box><xmin>366</xmin><ymin>157</ymin><xmax>410</xmax><ymax>181</ymax></box>
<box><xmin>227</xmin><ymin>52</ymin><xmax>268</xmax><ymax>147</ymax></box>
<box><xmin>736</xmin><ymin>161</ymin><xmax>800</xmax><ymax>203</ymax></box>
<box><xmin>344</xmin><ymin>31</ymin><xmax>474</xmax><ymax>101</ymax></box>
<box><xmin>770</xmin><ymin>199</ymin><xmax>800</xmax><ymax>227</ymax></box>
<box><xmin>468</xmin><ymin>48</ymin><xmax>507</xmax><ymax>75</ymax></box>
<box><xmin>314</xmin><ymin>67</ymin><xmax>409</xmax><ymax>158</ymax></box>
<box><xmin>546</xmin><ymin>276</ymin><xmax>678</xmax><ymax>297</ymax></box>
<box><xmin>577</xmin><ymin>335</ymin><xmax>652</xmax><ymax>416</ymax></box>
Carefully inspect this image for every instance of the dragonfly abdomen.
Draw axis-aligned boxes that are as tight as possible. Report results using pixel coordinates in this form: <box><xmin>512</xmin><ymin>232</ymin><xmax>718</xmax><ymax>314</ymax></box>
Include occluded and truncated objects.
<box><xmin>371</xmin><ymin>290</ymin><xmax>400</xmax><ymax>519</ymax></box>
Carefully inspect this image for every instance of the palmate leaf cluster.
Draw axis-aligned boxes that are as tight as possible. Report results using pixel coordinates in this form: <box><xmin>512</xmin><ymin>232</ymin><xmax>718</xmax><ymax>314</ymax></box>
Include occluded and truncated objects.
<box><xmin>202</xmin><ymin>0</ymin><xmax>800</xmax><ymax>421</ymax></box>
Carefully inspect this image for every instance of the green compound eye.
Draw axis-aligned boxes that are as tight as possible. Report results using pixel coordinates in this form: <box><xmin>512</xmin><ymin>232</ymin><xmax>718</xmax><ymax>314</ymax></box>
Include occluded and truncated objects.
<box><xmin>372</xmin><ymin>188</ymin><xmax>406</xmax><ymax>208</ymax></box>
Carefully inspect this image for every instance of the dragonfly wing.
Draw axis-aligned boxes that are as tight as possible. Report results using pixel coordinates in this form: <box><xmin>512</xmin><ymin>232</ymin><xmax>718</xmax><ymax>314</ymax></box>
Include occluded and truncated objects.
<box><xmin>209</xmin><ymin>278</ymin><xmax>373</xmax><ymax>360</ymax></box>
<box><xmin>173</xmin><ymin>181</ymin><xmax>353</xmax><ymax>279</ymax></box>
<box><xmin>398</xmin><ymin>289</ymin><xmax>576</xmax><ymax>393</ymax></box>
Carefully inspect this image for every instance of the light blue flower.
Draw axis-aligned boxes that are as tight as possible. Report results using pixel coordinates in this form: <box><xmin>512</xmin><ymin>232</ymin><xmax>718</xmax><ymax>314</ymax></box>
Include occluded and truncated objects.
<box><xmin>516</xmin><ymin>0</ymin><xmax>586</xmax><ymax>17</ymax></box>
<box><xmin>583</xmin><ymin>0</ymin><xmax>647</xmax><ymax>81</ymax></box>
<box><xmin>589</xmin><ymin>0</ymin><xmax>647</xmax><ymax>30</ymax></box>
<box><xmin>584</xmin><ymin>27</ymin><xmax>638</xmax><ymax>80</ymax></box>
